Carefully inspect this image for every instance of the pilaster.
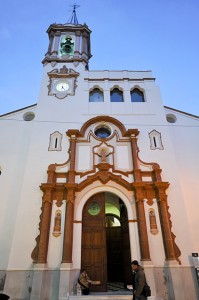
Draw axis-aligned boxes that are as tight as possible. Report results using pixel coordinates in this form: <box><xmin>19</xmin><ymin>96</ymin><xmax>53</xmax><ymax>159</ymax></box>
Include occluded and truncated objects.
<box><xmin>133</xmin><ymin>184</ymin><xmax>151</xmax><ymax>261</ymax></box>
<box><xmin>37</xmin><ymin>189</ymin><xmax>53</xmax><ymax>263</ymax></box>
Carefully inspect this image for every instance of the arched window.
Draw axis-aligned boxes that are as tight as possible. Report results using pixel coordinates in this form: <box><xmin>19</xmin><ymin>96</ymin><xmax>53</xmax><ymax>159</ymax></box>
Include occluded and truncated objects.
<box><xmin>48</xmin><ymin>131</ymin><xmax>62</xmax><ymax>151</ymax></box>
<box><xmin>110</xmin><ymin>88</ymin><xmax>124</xmax><ymax>102</ymax></box>
<box><xmin>89</xmin><ymin>88</ymin><xmax>104</xmax><ymax>102</ymax></box>
<box><xmin>131</xmin><ymin>88</ymin><xmax>145</xmax><ymax>102</ymax></box>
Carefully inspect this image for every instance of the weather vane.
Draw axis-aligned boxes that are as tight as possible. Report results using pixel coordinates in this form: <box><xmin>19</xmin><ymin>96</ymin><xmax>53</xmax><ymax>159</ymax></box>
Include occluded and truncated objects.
<box><xmin>68</xmin><ymin>3</ymin><xmax>80</xmax><ymax>24</ymax></box>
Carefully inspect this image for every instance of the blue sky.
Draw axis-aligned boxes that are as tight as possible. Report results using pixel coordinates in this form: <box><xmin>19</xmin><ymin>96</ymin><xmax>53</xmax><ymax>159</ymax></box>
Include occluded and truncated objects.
<box><xmin>0</xmin><ymin>0</ymin><xmax>199</xmax><ymax>116</ymax></box>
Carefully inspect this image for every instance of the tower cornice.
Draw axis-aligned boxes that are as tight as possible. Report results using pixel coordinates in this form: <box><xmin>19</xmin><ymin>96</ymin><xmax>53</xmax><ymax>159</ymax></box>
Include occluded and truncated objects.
<box><xmin>46</xmin><ymin>23</ymin><xmax>92</xmax><ymax>35</ymax></box>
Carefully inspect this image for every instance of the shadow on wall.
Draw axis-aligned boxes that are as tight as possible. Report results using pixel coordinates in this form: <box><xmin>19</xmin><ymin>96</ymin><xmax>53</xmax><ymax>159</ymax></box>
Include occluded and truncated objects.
<box><xmin>163</xmin><ymin>262</ymin><xmax>175</xmax><ymax>300</ymax></box>
<box><xmin>0</xmin><ymin>294</ymin><xmax>10</xmax><ymax>300</ymax></box>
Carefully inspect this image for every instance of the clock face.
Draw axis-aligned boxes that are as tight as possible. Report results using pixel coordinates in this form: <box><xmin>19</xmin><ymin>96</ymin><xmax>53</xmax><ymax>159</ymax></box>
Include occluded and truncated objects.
<box><xmin>56</xmin><ymin>82</ymin><xmax>70</xmax><ymax>92</ymax></box>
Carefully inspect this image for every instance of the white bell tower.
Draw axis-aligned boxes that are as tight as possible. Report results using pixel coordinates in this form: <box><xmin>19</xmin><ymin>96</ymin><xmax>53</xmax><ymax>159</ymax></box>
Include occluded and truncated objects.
<box><xmin>36</xmin><ymin>5</ymin><xmax>92</xmax><ymax>118</ymax></box>
<box><xmin>42</xmin><ymin>5</ymin><xmax>91</xmax><ymax>70</ymax></box>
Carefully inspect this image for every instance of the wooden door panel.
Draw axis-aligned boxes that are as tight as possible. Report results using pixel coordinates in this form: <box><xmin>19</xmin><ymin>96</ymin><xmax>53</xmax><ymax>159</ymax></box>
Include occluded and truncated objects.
<box><xmin>81</xmin><ymin>193</ymin><xmax>107</xmax><ymax>292</ymax></box>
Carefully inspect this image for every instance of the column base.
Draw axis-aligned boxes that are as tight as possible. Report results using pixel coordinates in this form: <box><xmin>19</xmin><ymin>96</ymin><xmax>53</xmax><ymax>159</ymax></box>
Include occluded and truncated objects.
<box><xmin>59</xmin><ymin>263</ymin><xmax>79</xmax><ymax>298</ymax></box>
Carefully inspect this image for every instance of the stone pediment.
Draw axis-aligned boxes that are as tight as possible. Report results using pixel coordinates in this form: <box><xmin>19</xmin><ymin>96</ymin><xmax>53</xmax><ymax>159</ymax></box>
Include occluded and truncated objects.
<box><xmin>48</xmin><ymin>65</ymin><xmax>79</xmax><ymax>78</ymax></box>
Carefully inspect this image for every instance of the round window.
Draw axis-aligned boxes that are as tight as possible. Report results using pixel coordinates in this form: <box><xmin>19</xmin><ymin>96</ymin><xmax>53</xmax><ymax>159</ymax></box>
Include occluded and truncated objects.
<box><xmin>88</xmin><ymin>202</ymin><xmax>101</xmax><ymax>216</ymax></box>
<box><xmin>94</xmin><ymin>126</ymin><xmax>111</xmax><ymax>138</ymax></box>
<box><xmin>166</xmin><ymin>114</ymin><xmax>177</xmax><ymax>123</ymax></box>
<box><xmin>23</xmin><ymin>112</ymin><xmax>35</xmax><ymax>121</ymax></box>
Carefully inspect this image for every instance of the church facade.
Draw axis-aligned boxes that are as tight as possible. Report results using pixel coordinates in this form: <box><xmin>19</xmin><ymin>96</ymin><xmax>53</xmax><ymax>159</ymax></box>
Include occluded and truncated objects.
<box><xmin>0</xmin><ymin>12</ymin><xmax>199</xmax><ymax>300</ymax></box>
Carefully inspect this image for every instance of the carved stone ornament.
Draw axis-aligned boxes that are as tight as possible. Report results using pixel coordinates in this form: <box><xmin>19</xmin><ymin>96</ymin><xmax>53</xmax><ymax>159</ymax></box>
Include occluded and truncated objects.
<box><xmin>52</xmin><ymin>210</ymin><xmax>61</xmax><ymax>237</ymax></box>
<box><xmin>48</xmin><ymin>65</ymin><xmax>79</xmax><ymax>99</ymax></box>
<box><xmin>149</xmin><ymin>209</ymin><xmax>159</xmax><ymax>235</ymax></box>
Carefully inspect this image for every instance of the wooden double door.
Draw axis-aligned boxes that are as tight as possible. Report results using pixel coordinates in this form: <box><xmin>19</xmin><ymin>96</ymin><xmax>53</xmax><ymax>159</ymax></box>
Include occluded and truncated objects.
<box><xmin>81</xmin><ymin>192</ymin><xmax>132</xmax><ymax>292</ymax></box>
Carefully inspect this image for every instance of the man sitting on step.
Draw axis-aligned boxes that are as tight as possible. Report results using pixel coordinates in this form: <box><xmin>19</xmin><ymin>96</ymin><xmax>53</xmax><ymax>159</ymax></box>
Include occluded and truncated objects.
<box><xmin>78</xmin><ymin>269</ymin><xmax>92</xmax><ymax>295</ymax></box>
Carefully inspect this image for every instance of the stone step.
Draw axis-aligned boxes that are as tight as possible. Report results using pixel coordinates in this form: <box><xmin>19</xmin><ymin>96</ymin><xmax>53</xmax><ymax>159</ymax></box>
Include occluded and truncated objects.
<box><xmin>61</xmin><ymin>295</ymin><xmax>155</xmax><ymax>300</ymax></box>
<box><xmin>68</xmin><ymin>296</ymin><xmax>133</xmax><ymax>300</ymax></box>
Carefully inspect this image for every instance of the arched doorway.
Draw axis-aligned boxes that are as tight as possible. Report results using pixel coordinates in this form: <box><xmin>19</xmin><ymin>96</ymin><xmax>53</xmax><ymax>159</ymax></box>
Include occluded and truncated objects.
<box><xmin>81</xmin><ymin>192</ymin><xmax>132</xmax><ymax>292</ymax></box>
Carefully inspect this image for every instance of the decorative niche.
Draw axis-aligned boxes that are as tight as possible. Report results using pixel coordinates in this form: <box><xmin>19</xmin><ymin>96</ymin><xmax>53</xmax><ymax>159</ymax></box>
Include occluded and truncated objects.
<box><xmin>52</xmin><ymin>210</ymin><xmax>62</xmax><ymax>237</ymax></box>
<box><xmin>48</xmin><ymin>131</ymin><xmax>62</xmax><ymax>151</ymax></box>
<box><xmin>149</xmin><ymin>130</ymin><xmax>164</xmax><ymax>150</ymax></box>
<box><xmin>149</xmin><ymin>209</ymin><xmax>159</xmax><ymax>235</ymax></box>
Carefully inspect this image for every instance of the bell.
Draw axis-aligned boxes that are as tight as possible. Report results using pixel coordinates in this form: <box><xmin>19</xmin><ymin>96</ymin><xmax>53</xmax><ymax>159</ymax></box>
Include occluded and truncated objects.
<box><xmin>64</xmin><ymin>43</ymin><xmax>72</xmax><ymax>53</ymax></box>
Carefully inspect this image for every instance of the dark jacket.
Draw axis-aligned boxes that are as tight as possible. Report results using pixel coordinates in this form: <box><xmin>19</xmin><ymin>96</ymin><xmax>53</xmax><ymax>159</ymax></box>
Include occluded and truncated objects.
<box><xmin>134</xmin><ymin>266</ymin><xmax>146</xmax><ymax>296</ymax></box>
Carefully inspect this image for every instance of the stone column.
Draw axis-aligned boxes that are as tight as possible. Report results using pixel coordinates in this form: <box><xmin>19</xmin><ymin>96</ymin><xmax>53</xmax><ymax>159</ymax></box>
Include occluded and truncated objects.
<box><xmin>62</xmin><ymin>189</ymin><xmax>75</xmax><ymax>263</ymax></box>
<box><xmin>134</xmin><ymin>184</ymin><xmax>151</xmax><ymax>261</ymax></box>
<box><xmin>68</xmin><ymin>135</ymin><xmax>77</xmax><ymax>182</ymax></box>
<box><xmin>81</xmin><ymin>33</ymin><xmax>88</xmax><ymax>62</ymax></box>
<box><xmin>54</xmin><ymin>33</ymin><xmax>61</xmax><ymax>51</ymax></box>
<box><xmin>82</xmin><ymin>33</ymin><xmax>87</xmax><ymax>53</ymax></box>
<box><xmin>47</xmin><ymin>33</ymin><xmax>54</xmax><ymax>53</ymax></box>
<box><xmin>37</xmin><ymin>188</ymin><xmax>53</xmax><ymax>263</ymax></box>
<box><xmin>130</xmin><ymin>134</ymin><xmax>139</xmax><ymax>169</ymax></box>
<box><xmin>62</xmin><ymin>132</ymin><xmax>78</xmax><ymax>263</ymax></box>
<box><xmin>156</xmin><ymin>184</ymin><xmax>176</xmax><ymax>260</ymax></box>
<box><xmin>75</xmin><ymin>31</ymin><xmax>81</xmax><ymax>56</ymax></box>
<box><xmin>128</xmin><ymin>131</ymin><xmax>142</xmax><ymax>182</ymax></box>
<box><xmin>47</xmin><ymin>164</ymin><xmax>56</xmax><ymax>183</ymax></box>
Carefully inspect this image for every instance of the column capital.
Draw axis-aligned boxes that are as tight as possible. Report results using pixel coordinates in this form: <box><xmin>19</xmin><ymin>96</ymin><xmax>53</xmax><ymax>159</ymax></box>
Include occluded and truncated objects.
<box><xmin>66</xmin><ymin>188</ymin><xmax>75</xmax><ymax>203</ymax></box>
<box><xmin>133</xmin><ymin>186</ymin><xmax>145</xmax><ymax>202</ymax></box>
<box><xmin>40</xmin><ymin>185</ymin><xmax>55</xmax><ymax>203</ymax></box>
<box><xmin>125</xmin><ymin>129</ymin><xmax>139</xmax><ymax>137</ymax></box>
<box><xmin>66</xmin><ymin>129</ymin><xmax>80</xmax><ymax>138</ymax></box>
<box><xmin>154</xmin><ymin>182</ymin><xmax>170</xmax><ymax>201</ymax></box>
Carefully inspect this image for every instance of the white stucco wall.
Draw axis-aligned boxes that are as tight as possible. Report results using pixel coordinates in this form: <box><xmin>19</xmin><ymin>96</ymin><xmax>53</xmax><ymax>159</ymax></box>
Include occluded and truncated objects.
<box><xmin>0</xmin><ymin>63</ymin><xmax>198</xmax><ymax>276</ymax></box>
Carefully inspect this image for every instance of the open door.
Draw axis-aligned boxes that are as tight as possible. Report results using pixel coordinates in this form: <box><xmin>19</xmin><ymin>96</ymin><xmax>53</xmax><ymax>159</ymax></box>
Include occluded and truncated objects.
<box><xmin>106</xmin><ymin>214</ymin><xmax>123</xmax><ymax>282</ymax></box>
<box><xmin>81</xmin><ymin>193</ymin><xmax>132</xmax><ymax>292</ymax></box>
<box><xmin>120</xmin><ymin>201</ymin><xmax>132</xmax><ymax>286</ymax></box>
<box><xmin>106</xmin><ymin>200</ymin><xmax>132</xmax><ymax>288</ymax></box>
<box><xmin>81</xmin><ymin>193</ymin><xmax>107</xmax><ymax>292</ymax></box>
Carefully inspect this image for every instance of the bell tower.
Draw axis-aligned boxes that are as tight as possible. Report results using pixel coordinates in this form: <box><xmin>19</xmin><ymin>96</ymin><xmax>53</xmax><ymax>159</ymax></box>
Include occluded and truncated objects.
<box><xmin>36</xmin><ymin>5</ymin><xmax>92</xmax><ymax>104</ymax></box>
<box><xmin>42</xmin><ymin>5</ymin><xmax>92</xmax><ymax>69</ymax></box>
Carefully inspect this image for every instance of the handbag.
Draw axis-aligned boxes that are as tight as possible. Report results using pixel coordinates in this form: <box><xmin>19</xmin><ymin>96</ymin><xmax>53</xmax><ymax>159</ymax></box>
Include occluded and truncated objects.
<box><xmin>142</xmin><ymin>282</ymin><xmax>151</xmax><ymax>297</ymax></box>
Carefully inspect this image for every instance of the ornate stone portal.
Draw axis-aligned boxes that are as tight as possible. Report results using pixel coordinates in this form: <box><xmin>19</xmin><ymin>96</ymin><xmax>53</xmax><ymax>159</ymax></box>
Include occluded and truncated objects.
<box><xmin>31</xmin><ymin>115</ymin><xmax>181</xmax><ymax>266</ymax></box>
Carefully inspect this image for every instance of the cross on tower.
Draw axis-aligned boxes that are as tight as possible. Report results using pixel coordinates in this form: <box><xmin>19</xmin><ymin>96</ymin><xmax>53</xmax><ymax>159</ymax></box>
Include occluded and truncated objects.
<box><xmin>68</xmin><ymin>3</ymin><xmax>80</xmax><ymax>24</ymax></box>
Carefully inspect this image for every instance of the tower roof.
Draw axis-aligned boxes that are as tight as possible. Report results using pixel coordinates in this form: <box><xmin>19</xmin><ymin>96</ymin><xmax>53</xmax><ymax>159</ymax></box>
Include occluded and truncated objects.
<box><xmin>67</xmin><ymin>4</ymin><xmax>80</xmax><ymax>25</ymax></box>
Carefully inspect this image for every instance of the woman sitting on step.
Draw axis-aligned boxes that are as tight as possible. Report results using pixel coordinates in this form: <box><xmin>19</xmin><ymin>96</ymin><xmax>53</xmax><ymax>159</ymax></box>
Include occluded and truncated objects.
<box><xmin>78</xmin><ymin>269</ymin><xmax>92</xmax><ymax>295</ymax></box>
